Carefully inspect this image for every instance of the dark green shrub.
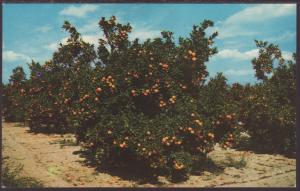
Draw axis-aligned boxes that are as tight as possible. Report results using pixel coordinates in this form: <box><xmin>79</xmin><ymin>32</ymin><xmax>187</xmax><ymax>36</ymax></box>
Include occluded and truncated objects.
<box><xmin>26</xmin><ymin>21</ymin><xmax>96</xmax><ymax>133</ymax></box>
<box><xmin>65</xmin><ymin>16</ymin><xmax>242</xmax><ymax>180</ymax></box>
<box><xmin>3</xmin><ymin>67</ymin><xmax>27</xmax><ymax>122</ymax></box>
<box><xmin>238</xmin><ymin>41</ymin><xmax>296</xmax><ymax>154</ymax></box>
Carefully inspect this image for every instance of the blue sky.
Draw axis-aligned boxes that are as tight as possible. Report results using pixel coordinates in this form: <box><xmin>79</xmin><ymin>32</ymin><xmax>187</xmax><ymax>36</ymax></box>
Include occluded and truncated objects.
<box><xmin>2</xmin><ymin>3</ymin><xmax>296</xmax><ymax>84</ymax></box>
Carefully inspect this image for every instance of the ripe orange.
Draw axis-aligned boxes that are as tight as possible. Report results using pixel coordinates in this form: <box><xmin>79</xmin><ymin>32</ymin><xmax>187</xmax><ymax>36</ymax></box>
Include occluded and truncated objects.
<box><xmin>226</xmin><ymin>115</ymin><xmax>232</xmax><ymax>120</ymax></box>
<box><xmin>96</xmin><ymin>87</ymin><xmax>102</xmax><ymax>93</ymax></box>
<box><xmin>119</xmin><ymin>142</ymin><xmax>126</xmax><ymax>148</ymax></box>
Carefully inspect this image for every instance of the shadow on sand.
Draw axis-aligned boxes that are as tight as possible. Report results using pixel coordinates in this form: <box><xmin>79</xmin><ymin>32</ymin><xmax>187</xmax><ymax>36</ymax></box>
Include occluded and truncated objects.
<box><xmin>72</xmin><ymin>149</ymin><xmax>226</xmax><ymax>185</ymax></box>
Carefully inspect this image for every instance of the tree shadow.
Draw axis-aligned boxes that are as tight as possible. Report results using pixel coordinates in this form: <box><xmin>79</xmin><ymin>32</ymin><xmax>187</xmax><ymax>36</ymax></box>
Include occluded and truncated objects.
<box><xmin>233</xmin><ymin>136</ymin><xmax>296</xmax><ymax>159</ymax></box>
<box><xmin>25</xmin><ymin>126</ymin><xmax>74</xmax><ymax>135</ymax></box>
<box><xmin>72</xmin><ymin>149</ymin><xmax>162</xmax><ymax>185</ymax></box>
<box><xmin>72</xmin><ymin>149</ymin><xmax>226</xmax><ymax>185</ymax></box>
<box><xmin>191</xmin><ymin>156</ymin><xmax>225</xmax><ymax>176</ymax></box>
<box><xmin>25</xmin><ymin>129</ymin><xmax>66</xmax><ymax>135</ymax></box>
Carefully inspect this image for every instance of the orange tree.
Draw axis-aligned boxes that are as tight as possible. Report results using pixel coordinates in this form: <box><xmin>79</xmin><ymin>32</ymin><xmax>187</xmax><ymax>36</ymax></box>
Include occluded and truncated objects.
<box><xmin>10</xmin><ymin>16</ymin><xmax>242</xmax><ymax>180</ymax></box>
<box><xmin>198</xmin><ymin>73</ymin><xmax>242</xmax><ymax>149</ymax></box>
<box><xmin>26</xmin><ymin>60</ymin><xmax>68</xmax><ymax>133</ymax></box>
<box><xmin>3</xmin><ymin>67</ymin><xmax>28</xmax><ymax>122</ymax></box>
<box><xmin>63</xmin><ymin>16</ymin><xmax>242</xmax><ymax>180</ymax></box>
<box><xmin>26</xmin><ymin>59</ymin><xmax>73</xmax><ymax>133</ymax></box>
<box><xmin>237</xmin><ymin>41</ymin><xmax>296</xmax><ymax>155</ymax></box>
<box><xmin>26</xmin><ymin>21</ymin><xmax>97</xmax><ymax>133</ymax></box>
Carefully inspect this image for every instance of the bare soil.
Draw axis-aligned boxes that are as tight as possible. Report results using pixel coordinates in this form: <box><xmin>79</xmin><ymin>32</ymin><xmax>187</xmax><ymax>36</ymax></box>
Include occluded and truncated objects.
<box><xmin>2</xmin><ymin>122</ymin><xmax>296</xmax><ymax>187</ymax></box>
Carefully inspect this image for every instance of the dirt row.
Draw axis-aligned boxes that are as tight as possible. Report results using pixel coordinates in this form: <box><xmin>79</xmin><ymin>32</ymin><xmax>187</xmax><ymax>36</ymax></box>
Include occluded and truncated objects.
<box><xmin>2</xmin><ymin>122</ymin><xmax>296</xmax><ymax>187</ymax></box>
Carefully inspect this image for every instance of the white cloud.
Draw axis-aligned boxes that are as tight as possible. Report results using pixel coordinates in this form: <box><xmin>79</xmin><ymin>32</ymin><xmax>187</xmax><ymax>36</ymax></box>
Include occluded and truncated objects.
<box><xmin>79</xmin><ymin>20</ymin><xmax>99</xmax><ymax>33</ymax></box>
<box><xmin>216</xmin><ymin>4</ymin><xmax>296</xmax><ymax>39</ymax></box>
<box><xmin>82</xmin><ymin>35</ymin><xmax>99</xmax><ymax>45</ymax></box>
<box><xmin>215</xmin><ymin>25</ymin><xmax>258</xmax><ymax>39</ymax></box>
<box><xmin>215</xmin><ymin>49</ymin><xmax>258</xmax><ymax>61</ymax></box>
<box><xmin>46</xmin><ymin>43</ymin><xmax>59</xmax><ymax>51</ymax></box>
<box><xmin>129</xmin><ymin>29</ymin><xmax>161</xmax><ymax>41</ymax></box>
<box><xmin>35</xmin><ymin>25</ymin><xmax>52</xmax><ymax>33</ymax></box>
<box><xmin>59</xmin><ymin>5</ymin><xmax>98</xmax><ymax>18</ymax></box>
<box><xmin>45</xmin><ymin>37</ymin><xmax>68</xmax><ymax>51</ymax></box>
<box><xmin>282</xmin><ymin>51</ymin><xmax>294</xmax><ymax>60</ymax></box>
<box><xmin>3</xmin><ymin>50</ymin><xmax>31</xmax><ymax>62</ymax></box>
<box><xmin>224</xmin><ymin>69</ymin><xmax>255</xmax><ymax>76</ymax></box>
<box><xmin>45</xmin><ymin>35</ymin><xmax>99</xmax><ymax>52</ymax></box>
<box><xmin>215</xmin><ymin>48</ymin><xmax>293</xmax><ymax>62</ymax></box>
<box><xmin>224</xmin><ymin>4</ymin><xmax>295</xmax><ymax>25</ymax></box>
<box><xmin>78</xmin><ymin>20</ymin><xmax>161</xmax><ymax>42</ymax></box>
<box><xmin>266</xmin><ymin>31</ymin><xmax>296</xmax><ymax>42</ymax></box>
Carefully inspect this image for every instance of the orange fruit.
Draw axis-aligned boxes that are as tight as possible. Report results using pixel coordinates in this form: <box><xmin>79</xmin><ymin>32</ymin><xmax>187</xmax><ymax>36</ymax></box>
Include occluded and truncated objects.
<box><xmin>96</xmin><ymin>87</ymin><xmax>102</xmax><ymax>93</ymax></box>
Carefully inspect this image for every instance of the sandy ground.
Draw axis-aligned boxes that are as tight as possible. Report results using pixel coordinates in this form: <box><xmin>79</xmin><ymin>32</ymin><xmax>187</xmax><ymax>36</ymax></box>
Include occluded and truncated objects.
<box><xmin>2</xmin><ymin>122</ymin><xmax>296</xmax><ymax>187</ymax></box>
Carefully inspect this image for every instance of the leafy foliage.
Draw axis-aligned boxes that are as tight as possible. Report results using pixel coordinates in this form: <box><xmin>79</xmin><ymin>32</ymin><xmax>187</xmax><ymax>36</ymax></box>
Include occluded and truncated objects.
<box><xmin>3</xmin><ymin>17</ymin><xmax>295</xmax><ymax>181</ymax></box>
<box><xmin>238</xmin><ymin>42</ymin><xmax>296</xmax><ymax>154</ymax></box>
<box><xmin>1</xmin><ymin>157</ymin><xmax>43</xmax><ymax>188</ymax></box>
<box><xmin>3</xmin><ymin>67</ymin><xmax>27</xmax><ymax>122</ymax></box>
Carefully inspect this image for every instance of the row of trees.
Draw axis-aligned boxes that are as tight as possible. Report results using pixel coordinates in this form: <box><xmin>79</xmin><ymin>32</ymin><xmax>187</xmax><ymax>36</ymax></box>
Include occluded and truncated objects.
<box><xmin>2</xmin><ymin>16</ymin><xmax>296</xmax><ymax>181</ymax></box>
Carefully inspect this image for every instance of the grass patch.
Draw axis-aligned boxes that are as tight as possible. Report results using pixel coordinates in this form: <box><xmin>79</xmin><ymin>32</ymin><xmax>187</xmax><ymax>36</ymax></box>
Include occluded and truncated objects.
<box><xmin>1</xmin><ymin>157</ymin><xmax>43</xmax><ymax>188</ymax></box>
<box><xmin>222</xmin><ymin>155</ymin><xmax>247</xmax><ymax>169</ymax></box>
<box><xmin>13</xmin><ymin>123</ymin><xmax>25</xmax><ymax>127</ymax></box>
<box><xmin>49</xmin><ymin>138</ymin><xmax>77</xmax><ymax>148</ymax></box>
<box><xmin>192</xmin><ymin>156</ymin><xmax>225</xmax><ymax>175</ymax></box>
